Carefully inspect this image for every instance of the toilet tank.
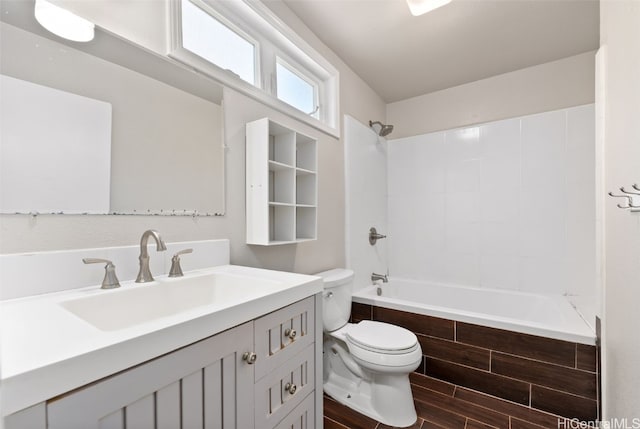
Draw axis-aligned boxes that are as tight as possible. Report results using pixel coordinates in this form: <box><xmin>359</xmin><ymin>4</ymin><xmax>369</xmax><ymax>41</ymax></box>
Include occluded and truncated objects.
<box><xmin>315</xmin><ymin>268</ymin><xmax>354</xmax><ymax>332</ymax></box>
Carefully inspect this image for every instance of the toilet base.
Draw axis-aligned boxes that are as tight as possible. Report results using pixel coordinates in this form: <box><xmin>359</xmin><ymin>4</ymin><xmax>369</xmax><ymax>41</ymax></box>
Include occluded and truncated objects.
<box><xmin>323</xmin><ymin>337</ymin><xmax>418</xmax><ymax>428</ymax></box>
<box><xmin>324</xmin><ymin>377</ymin><xmax>418</xmax><ymax>428</ymax></box>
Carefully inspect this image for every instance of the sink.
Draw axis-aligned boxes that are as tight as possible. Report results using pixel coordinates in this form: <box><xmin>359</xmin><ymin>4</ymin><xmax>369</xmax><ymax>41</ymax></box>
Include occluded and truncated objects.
<box><xmin>60</xmin><ymin>272</ymin><xmax>283</xmax><ymax>331</ymax></box>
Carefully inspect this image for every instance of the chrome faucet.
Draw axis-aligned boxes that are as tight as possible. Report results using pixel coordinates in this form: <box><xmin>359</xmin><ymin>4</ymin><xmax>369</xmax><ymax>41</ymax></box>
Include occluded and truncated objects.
<box><xmin>135</xmin><ymin>229</ymin><xmax>167</xmax><ymax>283</ymax></box>
<box><xmin>371</xmin><ymin>272</ymin><xmax>388</xmax><ymax>283</ymax></box>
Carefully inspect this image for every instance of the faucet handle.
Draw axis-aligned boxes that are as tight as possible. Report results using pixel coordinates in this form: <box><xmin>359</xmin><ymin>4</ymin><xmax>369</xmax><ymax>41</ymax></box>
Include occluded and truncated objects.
<box><xmin>83</xmin><ymin>258</ymin><xmax>121</xmax><ymax>289</ymax></box>
<box><xmin>169</xmin><ymin>249</ymin><xmax>193</xmax><ymax>278</ymax></box>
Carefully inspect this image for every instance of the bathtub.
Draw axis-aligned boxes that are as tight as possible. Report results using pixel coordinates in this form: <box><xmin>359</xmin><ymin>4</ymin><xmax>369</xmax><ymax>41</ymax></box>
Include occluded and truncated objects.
<box><xmin>352</xmin><ymin>278</ymin><xmax>596</xmax><ymax>345</ymax></box>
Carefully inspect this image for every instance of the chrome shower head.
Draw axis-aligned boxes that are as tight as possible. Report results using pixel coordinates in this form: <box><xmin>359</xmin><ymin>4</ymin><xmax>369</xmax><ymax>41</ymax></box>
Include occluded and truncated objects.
<box><xmin>369</xmin><ymin>120</ymin><xmax>394</xmax><ymax>137</ymax></box>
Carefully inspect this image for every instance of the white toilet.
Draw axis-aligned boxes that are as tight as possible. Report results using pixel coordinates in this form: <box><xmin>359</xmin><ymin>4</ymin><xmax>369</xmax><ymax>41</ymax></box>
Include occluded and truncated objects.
<box><xmin>316</xmin><ymin>268</ymin><xmax>422</xmax><ymax>428</ymax></box>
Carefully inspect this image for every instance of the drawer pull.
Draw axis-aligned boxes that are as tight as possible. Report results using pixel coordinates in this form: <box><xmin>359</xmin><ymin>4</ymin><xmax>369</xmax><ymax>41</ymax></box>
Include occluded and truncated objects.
<box><xmin>284</xmin><ymin>328</ymin><xmax>297</xmax><ymax>340</ymax></box>
<box><xmin>242</xmin><ymin>352</ymin><xmax>257</xmax><ymax>364</ymax></box>
<box><xmin>284</xmin><ymin>382</ymin><xmax>297</xmax><ymax>395</ymax></box>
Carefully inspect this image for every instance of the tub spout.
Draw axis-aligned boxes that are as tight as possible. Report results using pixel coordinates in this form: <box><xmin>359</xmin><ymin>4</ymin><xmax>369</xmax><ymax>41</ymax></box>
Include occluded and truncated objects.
<box><xmin>371</xmin><ymin>272</ymin><xmax>388</xmax><ymax>283</ymax></box>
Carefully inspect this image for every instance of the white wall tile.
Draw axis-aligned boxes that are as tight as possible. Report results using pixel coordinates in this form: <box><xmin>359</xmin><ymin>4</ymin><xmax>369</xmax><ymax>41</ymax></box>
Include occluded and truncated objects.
<box><xmin>445</xmin><ymin>127</ymin><xmax>482</xmax><ymax>162</ymax></box>
<box><xmin>519</xmin><ymin>255</ymin><xmax>567</xmax><ymax>293</ymax></box>
<box><xmin>445</xmin><ymin>222</ymin><xmax>480</xmax><ymax>254</ymax></box>
<box><xmin>383</xmin><ymin>105</ymin><xmax>596</xmax><ymax>300</ymax></box>
<box><xmin>480</xmin><ymin>253</ymin><xmax>520</xmax><ymax>290</ymax></box>
<box><xmin>480</xmin><ymin>222</ymin><xmax>518</xmax><ymax>255</ymax></box>
<box><xmin>443</xmin><ymin>251</ymin><xmax>480</xmax><ymax>287</ymax></box>
<box><xmin>518</xmin><ymin>218</ymin><xmax>566</xmax><ymax>258</ymax></box>
<box><xmin>445</xmin><ymin>192</ymin><xmax>480</xmax><ymax>223</ymax></box>
<box><xmin>344</xmin><ymin>116</ymin><xmax>388</xmax><ymax>291</ymax></box>
<box><xmin>446</xmin><ymin>159</ymin><xmax>480</xmax><ymax>192</ymax></box>
<box><xmin>521</xmin><ymin>110</ymin><xmax>566</xmax><ymax>189</ymax></box>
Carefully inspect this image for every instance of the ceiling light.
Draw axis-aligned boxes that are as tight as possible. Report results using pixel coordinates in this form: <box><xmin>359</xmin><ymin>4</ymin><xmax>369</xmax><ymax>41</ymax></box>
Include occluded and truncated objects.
<box><xmin>406</xmin><ymin>0</ymin><xmax>452</xmax><ymax>16</ymax></box>
<box><xmin>34</xmin><ymin>0</ymin><xmax>95</xmax><ymax>42</ymax></box>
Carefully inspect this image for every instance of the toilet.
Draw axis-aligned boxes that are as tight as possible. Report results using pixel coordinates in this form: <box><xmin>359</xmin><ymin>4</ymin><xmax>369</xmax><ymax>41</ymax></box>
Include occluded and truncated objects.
<box><xmin>316</xmin><ymin>268</ymin><xmax>422</xmax><ymax>428</ymax></box>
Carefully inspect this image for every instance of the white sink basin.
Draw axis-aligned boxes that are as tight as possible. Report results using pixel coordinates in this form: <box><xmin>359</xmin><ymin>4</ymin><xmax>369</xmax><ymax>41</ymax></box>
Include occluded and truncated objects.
<box><xmin>60</xmin><ymin>272</ymin><xmax>283</xmax><ymax>331</ymax></box>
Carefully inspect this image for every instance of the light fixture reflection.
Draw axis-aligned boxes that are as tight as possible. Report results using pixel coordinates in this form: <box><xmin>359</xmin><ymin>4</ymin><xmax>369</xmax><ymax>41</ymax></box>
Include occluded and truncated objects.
<box><xmin>34</xmin><ymin>0</ymin><xmax>95</xmax><ymax>42</ymax></box>
<box><xmin>406</xmin><ymin>0</ymin><xmax>452</xmax><ymax>16</ymax></box>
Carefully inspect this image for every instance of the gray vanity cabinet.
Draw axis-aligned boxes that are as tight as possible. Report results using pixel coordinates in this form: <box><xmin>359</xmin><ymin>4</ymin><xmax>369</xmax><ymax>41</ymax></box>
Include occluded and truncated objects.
<box><xmin>47</xmin><ymin>321</ymin><xmax>254</xmax><ymax>429</ymax></box>
<box><xmin>5</xmin><ymin>296</ymin><xmax>319</xmax><ymax>429</ymax></box>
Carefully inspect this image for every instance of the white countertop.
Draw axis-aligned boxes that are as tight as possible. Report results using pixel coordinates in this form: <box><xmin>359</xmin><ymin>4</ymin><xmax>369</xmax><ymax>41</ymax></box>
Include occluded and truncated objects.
<box><xmin>0</xmin><ymin>265</ymin><xmax>322</xmax><ymax>417</ymax></box>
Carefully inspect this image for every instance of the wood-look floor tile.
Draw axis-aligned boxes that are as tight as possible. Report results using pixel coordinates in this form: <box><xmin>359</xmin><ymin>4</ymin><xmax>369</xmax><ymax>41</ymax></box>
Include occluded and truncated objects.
<box><xmin>414</xmin><ymin>400</ymin><xmax>467</xmax><ymax>429</ymax></box>
<box><xmin>465</xmin><ymin>419</ymin><xmax>499</xmax><ymax>429</ymax></box>
<box><xmin>352</xmin><ymin>302</ymin><xmax>373</xmax><ymax>323</ymax></box>
<box><xmin>325</xmin><ymin>417</ymin><xmax>351</xmax><ymax>429</ymax></box>
<box><xmin>410</xmin><ymin>372</ymin><xmax>456</xmax><ymax>396</ymax></box>
<box><xmin>373</xmin><ymin>307</ymin><xmax>454</xmax><ymax>340</ymax></box>
<box><xmin>453</xmin><ymin>387</ymin><xmax>561</xmax><ymax>429</ymax></box>
<box><xmin>576</xmin><ymin>344</ymin><xmax>597</xmax><ymax>373</ymax></box>
<box><xmin>510</xmin><ymin>418</ymin><xmax>549</xmax><ymax>429</ymax></box>
<box><xmin>418</xmin><ymin>335</ymin><xmax>490</xmax><ymax>371</ymax></box>
<box><xmin>456</xmin><ymin>323</ymin><xmax>575</xmax><ymax>367</ymax></box>
<box><xmin>492</xmin><ymin>352</ymin><xmax>597</xmax><ymax>400</ymax></box>
<box><xmin>377</xmin><ymin>418</ymin><xmax>424</xmax><ymax>429</ymax></box>
<box><xmin>425</xmin><ymin>358</ymin><xmax>530</xmax><ymax>405</ymax></box>
<box><xmin>531</xmin><ymin>385</ymin><xmax>598</xmax><ymax>421</ymax></box>
<box><xmin>324</xmin><ymin>396</ymin><xmax>379</xmax><ymax>429</ymax></box>
<box><xmin>411</xmin><ymin>385</ymin><xmax>509</xmax><ymax>429</ymax></box>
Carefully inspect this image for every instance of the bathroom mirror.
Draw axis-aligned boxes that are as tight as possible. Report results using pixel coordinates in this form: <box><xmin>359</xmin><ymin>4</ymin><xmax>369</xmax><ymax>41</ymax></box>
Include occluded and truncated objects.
<box><xmin>0</xmin><ymin>1</ymin><xmax>226</xmax><ymax>216</ymax></box>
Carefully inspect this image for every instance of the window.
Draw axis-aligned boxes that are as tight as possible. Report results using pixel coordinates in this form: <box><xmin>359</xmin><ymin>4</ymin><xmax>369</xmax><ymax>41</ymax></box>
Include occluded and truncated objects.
<box><xmin>180</xmin><ymin>0</ymin><xmax>256</xmax><ymax>85</ymax></box>
<box><xmin>169</xmin><ymin>0</ymin><xmax>340</xmax><ymax>137</ymax></box>
<box><xmin>276</xmin><ymin>59</ymin><xmax>318</xmax><ymax>116</ymax></box>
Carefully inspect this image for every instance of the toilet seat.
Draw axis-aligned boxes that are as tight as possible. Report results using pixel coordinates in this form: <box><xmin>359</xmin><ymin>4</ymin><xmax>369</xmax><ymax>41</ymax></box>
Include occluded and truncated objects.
<box><xmin>346</xmin><ymin>321</ymin><xmax>418</xmax><ymax>354</ymax></box>
<box><xmin>341</xmin><ymin>321</ymin><xmax>422</xmax><ymax>370</ymax></box>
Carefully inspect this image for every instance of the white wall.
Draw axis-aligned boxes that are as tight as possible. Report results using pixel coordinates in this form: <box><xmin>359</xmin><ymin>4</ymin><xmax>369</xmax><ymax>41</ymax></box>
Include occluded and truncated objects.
<box><xmin>0</xmin><ymin>1</ymin><xmax>386</xmax><ymax>279</ymax></box>
<box><xmin>600</xmin><ymin>0</ymin><xmax>640</xmax><ymax>418</ymax></box>
<box><xmin>387</xmin><ymin>52</ymin><xmax>595</xmax><ymax>139</ymax></box>
<box><xmin>386</xmin><ymin>105</ymin><xmax>597</xmax><ymax>321</ymax></box>
<box><xmin>344</xmin><ymin>116</ymin><xmax>388</xmax><ymax>290</ymax></box>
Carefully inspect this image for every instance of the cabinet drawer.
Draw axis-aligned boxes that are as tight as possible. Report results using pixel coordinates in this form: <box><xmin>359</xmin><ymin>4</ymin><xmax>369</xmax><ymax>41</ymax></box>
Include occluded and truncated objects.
<box><xmin>255</xmin><ymin>345</ymin><xmax>315</xmax><ymax>429</ymax></box>
<box><xmin>254</xmin><ymin>296</ymin><xmax>315</xmax><ymax>380</ymax></box>
<box><xmin>273</xmin><ymin>392</ymin><xmax>315</xmax><ymax>429</ymax></box>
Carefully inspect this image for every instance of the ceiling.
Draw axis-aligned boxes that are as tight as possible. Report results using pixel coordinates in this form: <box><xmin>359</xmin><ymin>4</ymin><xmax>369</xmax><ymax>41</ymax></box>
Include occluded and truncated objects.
<box><xmin>282</xmin><ymin>0</ymin><xmax>599</xmax><ymax>103</ymax></box>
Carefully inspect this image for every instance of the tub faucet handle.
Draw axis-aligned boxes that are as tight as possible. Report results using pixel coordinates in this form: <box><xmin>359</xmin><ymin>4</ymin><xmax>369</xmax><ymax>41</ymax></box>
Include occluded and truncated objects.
<box><xmin>83</xmin><ymin>258</ymin><xmax>121</xmax><ymax>289</ymax></box>
<box><xmin>369</xmin><ymin>227</ymin><xmax>387</xmax><ymax>245</ymax></box>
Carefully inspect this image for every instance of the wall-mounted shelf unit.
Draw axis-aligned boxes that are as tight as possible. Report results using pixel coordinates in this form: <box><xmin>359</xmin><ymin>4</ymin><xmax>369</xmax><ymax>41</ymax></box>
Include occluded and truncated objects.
<box><xmin>246</xmin><ymin>118</ymin><xmax>318</xmax><ymax>245</ymax></box>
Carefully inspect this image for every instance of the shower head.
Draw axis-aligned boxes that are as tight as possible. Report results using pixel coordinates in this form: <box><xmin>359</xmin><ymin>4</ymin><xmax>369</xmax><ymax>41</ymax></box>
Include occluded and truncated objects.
<box><xmin>369</xmin><ymin>120</ymin><xmax>394</xmax><ymax>137</ymax></box>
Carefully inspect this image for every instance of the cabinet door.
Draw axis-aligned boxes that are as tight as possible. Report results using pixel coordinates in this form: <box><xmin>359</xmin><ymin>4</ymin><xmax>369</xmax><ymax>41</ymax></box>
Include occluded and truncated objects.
<box><xmin>47</xmin><ymin>322</ymin><xmax>254</xmax><ymax>429</ymax></box>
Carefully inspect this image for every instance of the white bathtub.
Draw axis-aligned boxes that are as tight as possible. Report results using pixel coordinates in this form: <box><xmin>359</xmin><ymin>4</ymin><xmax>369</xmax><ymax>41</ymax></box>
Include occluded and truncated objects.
<box><xmin>352</xmin><ymin>278</ymin><xmax>596</xmax><ymax>345</ymax></box>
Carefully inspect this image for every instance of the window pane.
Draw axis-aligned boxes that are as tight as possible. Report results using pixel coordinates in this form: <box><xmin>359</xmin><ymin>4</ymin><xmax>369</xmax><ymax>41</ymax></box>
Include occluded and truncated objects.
<box><xmin>276</xmin><ymin>62</ymin><xmax>316</xmax><ymax>115</ymax></box>
<box><xmin>181</xmin><ymin>0</ymin><xmax>255</xmax><ymax>85</ymax></box>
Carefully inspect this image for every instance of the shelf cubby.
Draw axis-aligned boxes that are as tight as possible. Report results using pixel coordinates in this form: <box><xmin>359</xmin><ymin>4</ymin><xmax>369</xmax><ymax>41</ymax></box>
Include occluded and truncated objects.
<box><xmin>269</xmin><ymin>205</ymin><xmax>295</xmax><ymax>243</ymax></box>
<box><xmin>296</xmin><ymin>171</ymin><xmax>316</xmax><ymax>206</ymax></box>
<box><xmin>296</xmin><ymin>134</ymin><xmax>317</xmax><ymax>171</ymax></box>
<box><xmin>296</xmin><ymin>207</ymin><xmax>317</xmax><ymax>241</ymax></box>
<box><xmin>269</xmin><ymin>167</ymin><xmax>295</xmax><ymax>204</ymax></box>
<box><xmin>246</xmin><ymin>118</ymin><xmax>318</xmax><ymax>245</ymax></box>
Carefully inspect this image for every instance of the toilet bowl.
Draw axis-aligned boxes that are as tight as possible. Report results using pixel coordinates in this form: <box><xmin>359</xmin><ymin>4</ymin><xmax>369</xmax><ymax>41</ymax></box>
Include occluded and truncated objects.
<box><xmin>316</xmin><ymin>269</ymin><xmax>422</xmax><ymax>428</ymax></box>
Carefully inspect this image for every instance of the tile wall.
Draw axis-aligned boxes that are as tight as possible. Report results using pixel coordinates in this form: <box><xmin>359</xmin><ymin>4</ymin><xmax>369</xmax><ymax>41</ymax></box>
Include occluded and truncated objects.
<box><xmin>344</xmin><ymin>115</ymin><xmax>389</xmax><ymax>290</ymax></box>
<box><xmin>386</xmin><ymin>105</ymin><xmax>597</xmax><ymax>325</ymax></box>
<box><xmin>352</xmin><ymin>303</ymin><xmax>599</xmax><ymax>422</ymax></box>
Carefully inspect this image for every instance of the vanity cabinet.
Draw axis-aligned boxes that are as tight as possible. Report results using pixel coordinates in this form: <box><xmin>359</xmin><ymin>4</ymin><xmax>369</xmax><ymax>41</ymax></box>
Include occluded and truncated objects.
<box><xmin>246</xmin><ymin>118</ymin><xmax>318</xmax><ymax>245</ymax></box>
<box><xmin>5</xmin><ymin>296</ymin><xmax>318</xmax><ymax>429</ymax></box>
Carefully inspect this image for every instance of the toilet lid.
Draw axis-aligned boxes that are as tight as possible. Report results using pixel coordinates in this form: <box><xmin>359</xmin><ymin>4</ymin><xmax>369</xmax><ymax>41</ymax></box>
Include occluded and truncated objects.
<box><xmin>346</xmin><ymin>320</ymin><xmax>418</xmax><ymax>354</ymax></box>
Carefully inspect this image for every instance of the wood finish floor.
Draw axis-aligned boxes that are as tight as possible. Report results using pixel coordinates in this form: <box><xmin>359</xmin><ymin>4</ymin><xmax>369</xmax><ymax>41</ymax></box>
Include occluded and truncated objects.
<box><xmin>323</xmin><ymin>373</ymin><xmax>568</xmax><ymax>429</ymax></box>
